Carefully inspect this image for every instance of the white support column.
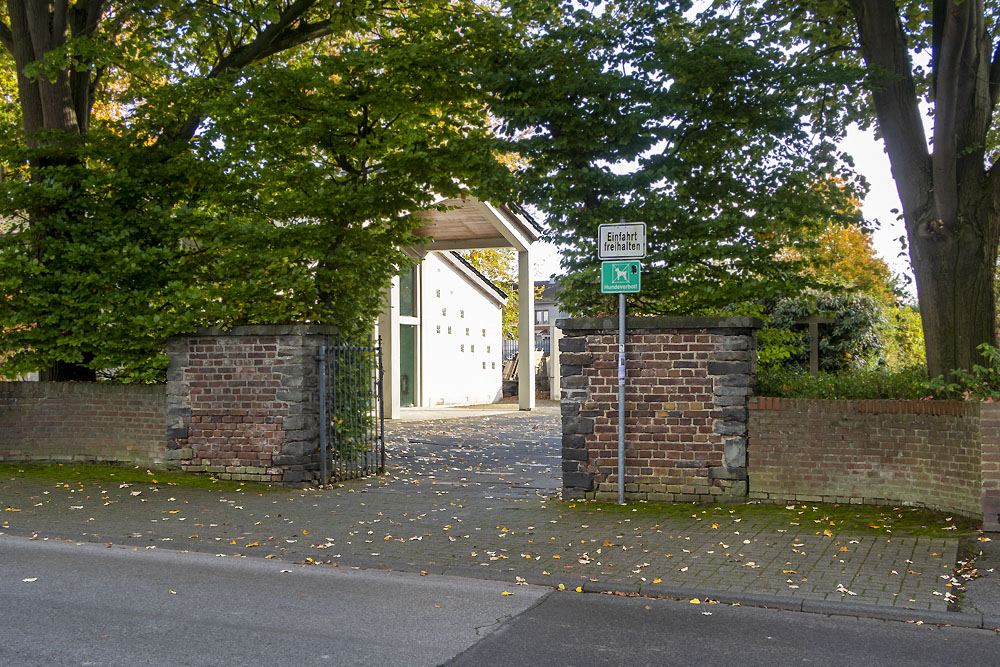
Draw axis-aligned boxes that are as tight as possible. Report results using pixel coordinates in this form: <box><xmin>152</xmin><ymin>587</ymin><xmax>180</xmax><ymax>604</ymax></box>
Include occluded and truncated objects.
<box><xmin>517</xmin><ymin>249</ymin><xmax>535</xmax><ymax>411</ymax></box>
<box><xmin>378</xmin><ymin>277</ymin><xmax>401</xmax><ymax>420</ymax></box>
<box><xmin>549</xmin><ymin>322</ymin><xmax>562</xmax><ymax>401</ymax></box>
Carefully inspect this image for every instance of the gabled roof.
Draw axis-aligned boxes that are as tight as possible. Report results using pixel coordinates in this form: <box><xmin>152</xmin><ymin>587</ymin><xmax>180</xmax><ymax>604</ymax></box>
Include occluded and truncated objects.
<box><xmin>411</xmin><ymin>197</ymin><xmax>542</xmax><ymax>253</ymax></box>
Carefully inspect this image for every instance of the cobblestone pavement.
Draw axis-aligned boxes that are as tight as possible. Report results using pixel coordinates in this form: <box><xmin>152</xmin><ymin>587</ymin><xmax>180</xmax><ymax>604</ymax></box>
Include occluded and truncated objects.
<box><xmin>0</xmin><ymin>406</ymin><xmax>960</xmax><ymax>614</ymax></box>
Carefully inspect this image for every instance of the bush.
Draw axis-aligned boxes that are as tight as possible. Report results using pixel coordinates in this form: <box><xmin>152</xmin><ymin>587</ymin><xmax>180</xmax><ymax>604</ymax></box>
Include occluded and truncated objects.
<box><xmin>765</xmin><ymin>291</ymin><xmax>886</xmax><ymax>372</ymax></box>
<box><xmin>756</xmin><ymin>365</ymin><xmax>929</xmax><ymax>400</ymax></box>
<box><xmin>924</xmin><ymin>343</ymin><xmax>1000</xmax><ymax>401</ymax></box>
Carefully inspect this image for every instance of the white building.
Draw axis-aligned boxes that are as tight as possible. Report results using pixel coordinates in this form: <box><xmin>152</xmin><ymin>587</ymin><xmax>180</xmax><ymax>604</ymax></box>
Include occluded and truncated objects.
<box><xmin>378</xmin><ymin>197</ymin><xmax>542</xmax><ymax>418</ymax></box>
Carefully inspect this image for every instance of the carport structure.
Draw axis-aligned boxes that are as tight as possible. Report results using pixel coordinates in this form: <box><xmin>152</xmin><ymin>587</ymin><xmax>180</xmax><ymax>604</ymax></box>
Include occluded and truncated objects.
<box><xmin>378</xmin><ymin>196</ymin><xmax>543</xmax><ymax>418</ymax></box>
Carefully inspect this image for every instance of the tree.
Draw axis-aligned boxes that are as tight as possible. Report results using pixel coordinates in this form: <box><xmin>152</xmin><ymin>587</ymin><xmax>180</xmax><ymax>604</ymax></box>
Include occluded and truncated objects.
<box><xmin>0</xmin><ymin>1</ymin><xmax>518</xmax><ymax>381</ymax></box>
<box><xmin>721</xmin><ymin>0</ymin><xmax>1000</xmax><ymax>379</ymax></box>
<box><xmin>487</xmin><ymin>2</ymin><xmax>866</xmax><ymax>319</ymax></box>
<box><xmin>461</xmin><ymin>248</ymin><xmax>520</xmax><ymax>338</ymax></box>
<box><xmin>790</xmin><ymin>224</ymin><xmax>897</xmax><ymax>300</ymax></box>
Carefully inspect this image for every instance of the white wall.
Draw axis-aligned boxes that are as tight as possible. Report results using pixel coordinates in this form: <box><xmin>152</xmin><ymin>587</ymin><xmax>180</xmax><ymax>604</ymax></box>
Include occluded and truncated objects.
<box><xmin>420</xmin><ymin>253</ymin><xmax>504</xmax><ymax>406</ymax></box>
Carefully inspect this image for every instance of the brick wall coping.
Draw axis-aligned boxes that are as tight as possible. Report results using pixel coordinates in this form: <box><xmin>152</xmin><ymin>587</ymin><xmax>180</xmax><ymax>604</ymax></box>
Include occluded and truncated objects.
<box><xmin>556</xmin><ymin>315</ymin><xmax>763</xmax><ymax>332</ymax></box>
<box><xmin>0</xmin><ymin>381</ymin><xmax>165</xmax><ymax>398</ymax></box>
<box><xmin>189</xmin><ymin>324</ymin><xmax>339</xmax><ymax>337</ymax></box>
<box><xmin>750</xmin><ymin>396</ymin><xmax>977</xmax><ymax>417</ymax></box>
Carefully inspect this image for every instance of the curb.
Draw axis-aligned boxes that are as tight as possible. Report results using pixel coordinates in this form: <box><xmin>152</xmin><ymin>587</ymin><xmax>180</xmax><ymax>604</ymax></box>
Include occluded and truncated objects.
<box><xmin>617</xmin><ymin>581</ymin><xmax>999</xmax><ymax>630</ymax></box>
<box><xmin>329</xmin><ymin>553</ymin><xmax>1000</xmax><ymax>629</ymax></box>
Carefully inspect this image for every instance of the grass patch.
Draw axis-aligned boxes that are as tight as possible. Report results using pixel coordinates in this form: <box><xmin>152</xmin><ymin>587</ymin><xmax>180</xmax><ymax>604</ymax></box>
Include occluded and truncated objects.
<box><xmin>558</xmin><ymin>499</ymin><xmax>980</xmax><ymax>538</ymax></box>
<box><xmin>0</xmin><ymin>462</ymin><xmax>281</xmax><ymax>493</ymax></box>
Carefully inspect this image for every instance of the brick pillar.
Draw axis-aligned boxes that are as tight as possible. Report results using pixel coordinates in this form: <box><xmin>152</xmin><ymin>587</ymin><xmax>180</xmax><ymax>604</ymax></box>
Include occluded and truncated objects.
<box><xmin>981</xmin><ymin>402</ymin><xmax>1000</xmax><ymax>531</ymax></box>
<box><xmin>557</xmin><ymin>316</ymin><xmax>761</xmax><ymax>503</ymax></box>
<box><xmin>166</xmin><ymin>325</ymin><xmax>337</xmax><ymax>484</ymax></box>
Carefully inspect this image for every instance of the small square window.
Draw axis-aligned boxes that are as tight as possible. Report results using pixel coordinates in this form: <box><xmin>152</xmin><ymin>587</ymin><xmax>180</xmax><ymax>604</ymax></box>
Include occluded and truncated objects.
<box><xmin>486</xmin><ymin>346</ymin><xmax>491</xmax><ymax>353</ymax></box>
<box><xmin>460</xmin><ymin>344</ymin><xmax>465</xmax><ymax>352</ymax></box>
<box><xmin>460</xmin><ymin>310</ymin><xmax>465</xmax><ymax>318</ymax></box>
<box><xmin>491</xmin><ymin>362</ymin><xmax>496</xmax><ymax>369</ymax></box>
<box><xmin>447</xmin><ymin>326</ymin><xmax>452</xmax><ymax>334</ymax></box>
<box><xmin>465</xmin><ymin>328</ymin><xmax>470</xmax><ymax>336</ymax></box>
<box><xmin>435</xmin><ymin>289</ymin><xmax>441</xmax><ymax>298</ymax></box>
<box><xmin>482</xmin><ymin>328</ymin><xmax>486</xmax><ymax>337</ymax></box>
<box><xmin>482</xmin><ymin>362</ymin><xmax>487</xmax><ymax>369</ymax></box>
<box><xmin>442</xmin><ymin>308</ymin><xmax>447</xmax><ymax>316</ymax></box>
<box><xmin>436</xmin><ymin>325</ymin><xmax>441</xmax><ymax>334</ymax></box>
<box><xmin>470</xmin><ymin>345</ymin><xmax>475</xmax><ymax>353</ymax></box>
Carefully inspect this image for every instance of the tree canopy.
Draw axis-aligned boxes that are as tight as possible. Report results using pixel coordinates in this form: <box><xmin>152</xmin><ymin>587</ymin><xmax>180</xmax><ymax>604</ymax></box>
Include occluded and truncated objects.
<box><xmin>486</xmin><ymin>1</ymin><xmax>867</xmax><ymax>319</ymax></box>
<box><xmin>0</xmin><ymin>0</ymin><xmax>519</xmax><ymax>380</ymax></box>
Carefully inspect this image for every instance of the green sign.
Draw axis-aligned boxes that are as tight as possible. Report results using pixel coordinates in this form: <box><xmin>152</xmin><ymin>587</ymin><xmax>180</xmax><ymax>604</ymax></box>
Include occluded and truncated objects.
<box><xmin>601</xmin><ymin>260</ymin><xmax>641</xmax><ymax>293</ymax></box>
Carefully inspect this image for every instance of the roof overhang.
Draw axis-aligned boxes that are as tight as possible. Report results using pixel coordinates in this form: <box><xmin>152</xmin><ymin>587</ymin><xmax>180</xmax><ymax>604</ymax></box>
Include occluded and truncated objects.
<box><xmin>410</xmin><ymin>197</ymin><xmax>542</xmax><ymax>253</ymax></box>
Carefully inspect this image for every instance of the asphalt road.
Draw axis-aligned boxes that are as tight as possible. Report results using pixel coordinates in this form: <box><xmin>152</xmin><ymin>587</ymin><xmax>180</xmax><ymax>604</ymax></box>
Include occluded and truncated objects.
<box><xmin>2</xmin><ymin>535</ymin><xmax>996</xmax><ymax>667</ymax></box>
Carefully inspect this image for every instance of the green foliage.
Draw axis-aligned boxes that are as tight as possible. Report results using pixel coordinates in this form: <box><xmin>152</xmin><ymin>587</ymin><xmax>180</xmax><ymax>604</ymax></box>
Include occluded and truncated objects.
<box><xmin>0</xmin><ymin>1</ymin><xmax>522</xmax><ymax>381</ymax></box>
<box><xmin>924</xmin><ymin>344</ymin><xmax>1000</xmax><ymax>401</ymax></box>
<box><xmin>488</xmin><ymin>1</ymin><xmax>865</xmax><ymax>317</ymax></box>
<box><xmin>764</xmin><ymin>291</ymin><xmax>885</xmax><ymax>372</ymax></box>
<box><xmin>756</xmin><ymin>365</ymin><xmax>929</xmax><ymax>400</ymax></box>
<box><xmin>879</xmin><ymin>305</ymin><xmax>925</xmax><ymax>369</ymax></box>
<box><xmin>461</xmin><ymin>248</ymin><xmax>521</xmax><ymax>339</ymax></box>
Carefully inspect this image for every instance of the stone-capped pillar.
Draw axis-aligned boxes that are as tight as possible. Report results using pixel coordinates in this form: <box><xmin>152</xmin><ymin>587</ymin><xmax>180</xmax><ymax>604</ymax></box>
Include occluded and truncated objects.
<box><xmin>556</xmin><ymin>316</ymin><xmax>761</xmax><ymax>503</ymax></box>
<box><xmin>166</xmin><ymin>324</ymin><xmax>336</xmax><ymax>484</ymax></box>
<box><xmin>549</xmin><ymin>323</ymin><xmax>562</xmax><ymax>400</ymax></box>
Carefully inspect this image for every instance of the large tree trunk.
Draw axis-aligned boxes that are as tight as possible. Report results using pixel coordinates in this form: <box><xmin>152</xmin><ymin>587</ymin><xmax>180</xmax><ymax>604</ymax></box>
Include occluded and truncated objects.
<box><xmin>849</xmin><ymin>0</ymin><xmax>1000</xmax><ymax>377</ymax></box>
<box><xmin>909</xmin><ymin>204</ymin><xmax>999</xmax><ymax>378</ymax></box>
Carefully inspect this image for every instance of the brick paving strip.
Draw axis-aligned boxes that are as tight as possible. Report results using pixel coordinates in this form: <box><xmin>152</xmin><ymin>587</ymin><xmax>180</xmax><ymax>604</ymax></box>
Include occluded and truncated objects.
<box><xmin>0</xmin><ymin>407</ymin><xmax>984</xmax><ymax>626</ymax></box>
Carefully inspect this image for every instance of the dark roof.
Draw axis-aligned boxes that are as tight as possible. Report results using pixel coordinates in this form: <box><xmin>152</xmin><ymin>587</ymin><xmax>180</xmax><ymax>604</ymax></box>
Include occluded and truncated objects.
<box><xmin>449</xmin><ymin>251</ymin><xmax>509</xmax><ymax>301</ymax></box>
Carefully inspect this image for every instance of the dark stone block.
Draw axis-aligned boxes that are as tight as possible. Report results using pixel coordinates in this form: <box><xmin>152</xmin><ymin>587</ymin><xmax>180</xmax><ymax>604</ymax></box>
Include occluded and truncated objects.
<box><xmin>562</xmin><ymin>460</ymin><xmax>581</xmax><ymax>473</ymax></box>
<box><xmin>563</xmin><ymin>416</ymin><xmax>594</xmax><ymax>435</ymax></box>
<box><xmin>563</xmin><ymin>471</ymin><xmax>595</xmax><ymax>490</ymax></box>
<box><xmin>558</xmin><ymin>337</ymin><xmax>588</xmax><ymax>353</ymax></box>
<box><xmin>560</xmin><ymin>352</ymin><xmax>593</xmax><ymax>366</ymax></box>
<box><xmin>562</xmin><ymin>433</ymin><xmax>587</xmax><ymax>448</ymax></box>
<box><xmin>708</xmin><ymin>465</ymin><xmax>747</xmax><ymax>481</ymax></box>
<box><xmin>562</xmin><ymin>447</ymin><xmax>588</xmax><ymax>461</ymax></box>
<box><xmin>561</xmin><ymin>401</ymin><xmax>581</xmax><ymax>417</ymax></box>
<box><xmin>714</xmin><ymin>421</ymin><xmax>745</xmax><ymax>436</ymax></box>
<box><xmin>714</xmin><ymin>385</ymin><xmax>751</xmax><ymax>396</ymax></box>
<box><xmin>715</xmin><ymin>395</ymin><xmax>746</xmax><ymax>407</ymax></box>
<box><xmin>166</xmin><ymin>426</ymin><xmax>189</xmax><ymax>441</ymax></box>
<box><xmin>723</xmin><ymin>337</ymin><xmax>751</xmax><ymax>351</ymax></box>
<box><xmin>282</xmin><ymin>470</ymin><xmax>305</xmax><ymax>483</ymax></box>
<box><xmin>561</xmin><ymin>364</ymin><xmax>583</xmax><ymax>377</ymax></box>
<box><xmin>721</xmin><ymin>406</ymin><xmax>747</xmax><ymax>422</ymax></box>
<box><xmin>708</xmin><ymin>361</ymin><xmax>749</xmax><ymax>376</ymax></box>
<box><xmin>718</xmin><ymin>374</ymin><xmax>751</xmax><ymax>387</ymax></box>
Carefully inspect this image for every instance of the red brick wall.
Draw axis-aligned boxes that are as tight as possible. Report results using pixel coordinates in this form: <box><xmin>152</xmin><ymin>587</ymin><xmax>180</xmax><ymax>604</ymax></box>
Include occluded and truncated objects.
<box><xmin>979</xmin><ymin>402</ymin><xmax>1000</xmax><ymax>530</ymax></box>
<box><xmin>560</xmin><ymin>317</ymin><xmax>760</xmax><ymax>502</ymax></box>
<box><xmin>748</xmin><ymin>397</ymin><xmax>983</xmax><ymax>517</ymax></box>
<box><xmin>166</xmin><ymin>325</ymin><xmax>335</xmax><ymax>484</ymax></box>
<box><xmin>171</xmin><ymin>335</ymin><xmax>288</xmax><ymax>481</ymax></box>
<box><xmin>0</xmin><ymin>382</ymin><xmax>166</xmax><ymax>465</ymax></box>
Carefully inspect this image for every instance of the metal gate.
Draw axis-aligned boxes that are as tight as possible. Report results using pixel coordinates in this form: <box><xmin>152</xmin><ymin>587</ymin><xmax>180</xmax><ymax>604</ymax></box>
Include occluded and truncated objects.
<box><xmin>318</xmin><ymin>336</ymin><xmax>385</xmax><ymax>484</ymax></box>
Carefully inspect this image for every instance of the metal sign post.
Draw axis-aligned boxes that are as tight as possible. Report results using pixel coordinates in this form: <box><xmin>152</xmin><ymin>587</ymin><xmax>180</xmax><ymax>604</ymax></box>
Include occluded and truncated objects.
<box><xmin>599</xmin><ymin>221</ymin><xmax>645</xmax><ymax>505</ymax></box>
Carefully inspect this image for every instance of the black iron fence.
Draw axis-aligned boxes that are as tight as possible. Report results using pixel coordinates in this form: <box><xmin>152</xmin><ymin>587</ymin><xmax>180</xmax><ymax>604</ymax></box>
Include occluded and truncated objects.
<box><xmin>318</xmin><ymin>336</ymin><xmax>384</xmax><ymax>484</ymax></box>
